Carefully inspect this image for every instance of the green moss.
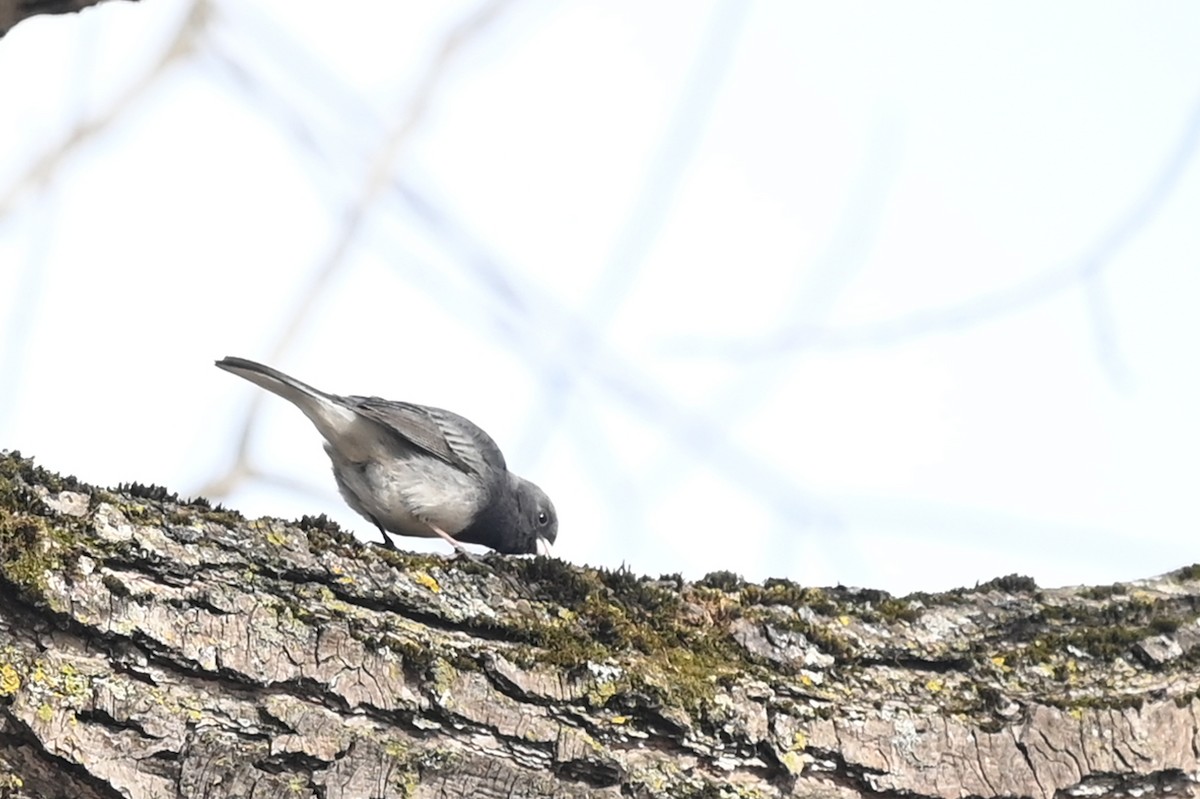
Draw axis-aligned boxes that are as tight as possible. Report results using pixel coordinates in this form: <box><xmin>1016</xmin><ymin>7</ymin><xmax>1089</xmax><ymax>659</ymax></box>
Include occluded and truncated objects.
<box><xmin>637</xmin><ymin>646</ymin><xmax>737</xmax><ymax>710</ymax></box>
<box><xmin>833</xmin><ymin>590</ymin><xmax>923</xmax><ymax>624</ymax></box>
<box><xmin>968</xmin><ymin>574</ymin><xmax>1040</xmax><ymax>595</ymax></box>
<box><xmin>761</xmin><ymin>612</ymin><xmax>856</xmax><ymax>660</ymax></box>
<box><xmin>1048</xmin><ymin>692</ymin><xmax>1146</xmax><ymax>713</ymax></box>
<box><xmin>195</xmin><ymin>506</ymin><xmax>244</xmax><ymax>527</ymax></box>
<box><xmin>0</xmin><ymin>511</ymin><xmax>68</xmax><ymax>597</ymax></box>
<box><xmin>698</xmin><ymin>571</ymin><xmax>746</xmax><ymax>592</ymax></box>
<box><xmin>0</xmin><ymin>452</ymin><xmax>83</xmax><ymax>495</ymax></box>
<box><xmin>369</xmin><ymin>547</ymin><xmax>452</xmax><ymax>574</ymax></box>
<box><xmin>1150</xmin><ymin>616</ymin><xmax>1181</xmax><ymax>634</ymax></box>
<box><xmin>740</xmin><ymin>580</ymin><xmax>837</xmax><ymax>615</ymax></box>
<box><xmin>296</xmin><ymin>513</ymin><xmax>349</xmax><ymax>539</ymax></box>
<box><xmin>902</xmin><ymin>588</ymin><xmax>967</xmax><ymax>608</ymax></box>
<box><xmin>497</xmin><ymin>565</ymin><xmax>756</xmax><ymax>714</ymax></box>
<box><xmin>122</xmin><ymin>503</ymin><xmax>159</xmax><ymax>522</ymax></box>
<box><xmin>116</xmin><ymin>482</ymin><xmax>178</xmax><ymax>503</ymax></box>
<box><xmin>1174</xmin><ymin>564</ymin><xmax>1200</xmax><ymax>581</ymax></box>
<box><xmin>875</xmin><ymin>597</ymin><xmax>922</xmax><ymax>623</ymax></box>
<box><xmin>988</xmin><ymin>574</ymin><xmax>1039</xmax><ymax>593</ymax></box>
<box><xmin>391</xmin><ymin>635</ymin><xmax>440</xmax><ymax>673</ymax></box>
<box><xmin>1079</xmin><ymin>583</ymin><xmax>1128</xmax><ymax>600</ymax></box>
<box><xmin>900</xmin><ymin>574</ymin><xmax>1041</xmax><ymax>613</ymax></box>
<box><xmin>597</xmin><ymin>567</ymin><xmax>681</xmax><ymax>619</ymax></box>
<box><xmin>992</xmin><ymin>588</ymin><xmax>1200</xmax><ymax>669</ymax></box>
<box><xmin>519</xmin><ymin>556</ymin><xmax>597</xmax><ymax>606</ymax></box>
<box><xmin>0</xmin><ymin>478</ymin><xmax>48</xmax><ymax>518</ymax></box>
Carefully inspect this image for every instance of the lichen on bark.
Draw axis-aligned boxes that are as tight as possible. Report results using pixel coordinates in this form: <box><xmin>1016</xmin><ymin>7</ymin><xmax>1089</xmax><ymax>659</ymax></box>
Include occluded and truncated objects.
<box><xmin>0</xmin><ymin>450</ymin><xmax>1198</xmax><ymax>799</ymax></box>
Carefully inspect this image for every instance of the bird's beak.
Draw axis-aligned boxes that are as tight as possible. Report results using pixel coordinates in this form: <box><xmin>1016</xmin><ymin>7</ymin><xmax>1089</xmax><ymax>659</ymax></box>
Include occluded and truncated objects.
<box><xmin>536</xmin><ymin>537</ymin><xmax>554</xmax><ymax>557</ymax></box>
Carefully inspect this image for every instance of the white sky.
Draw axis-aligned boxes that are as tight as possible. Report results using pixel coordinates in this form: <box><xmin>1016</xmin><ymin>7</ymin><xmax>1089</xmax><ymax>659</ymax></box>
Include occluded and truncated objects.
<box><xmin>2</xmin><ymin>0</ymin><xmax>1198</xmax><ymax>594</ymax></box>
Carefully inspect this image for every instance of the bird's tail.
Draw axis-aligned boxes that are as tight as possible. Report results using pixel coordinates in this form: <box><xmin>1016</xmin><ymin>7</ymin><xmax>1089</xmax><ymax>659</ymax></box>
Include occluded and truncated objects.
<box><xmin>215</xmin><ymin>356</ymin><xmax>331</xmax><ymax>407</ymax></box>
<box><xmin>217</xmin><ymin>355</ymin><xmax>362</xmax><ymax>448</ymax></box>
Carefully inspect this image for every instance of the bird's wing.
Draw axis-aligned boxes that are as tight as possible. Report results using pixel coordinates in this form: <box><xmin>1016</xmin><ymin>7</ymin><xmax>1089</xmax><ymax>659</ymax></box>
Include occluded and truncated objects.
<box><xmin>344</xmin><ymin>396</ymin><xmax>507</xmax><ymax>477</ymax></box>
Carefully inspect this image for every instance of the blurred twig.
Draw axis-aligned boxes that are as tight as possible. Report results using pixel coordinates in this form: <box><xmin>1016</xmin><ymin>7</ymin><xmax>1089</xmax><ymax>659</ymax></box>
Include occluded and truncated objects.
<box><xmin>0</xmin><ymin>0</ymin><xmax>209</xmax><ymax>430</ymax></box>
<box><xmin>372</xmin><ymin>179</ymin><xmax>833</xmax><ymax>532</ymax></box>
<box><xmin>670</xmin><ymin>89</ymin><xmax>1200</xmax><ymax>361</ymax></box>
<box><xmin>200</xmin><ymin>0</ymin><xmax>516</xmax><ymax>499</ymax></box>
<box><xmin>514</xmin><ymin>0</ymin><xmax>752</xmax><ymax>461</ymax></box>
<box><xmin>0</xmin><ymin>0</ymin><xmax>209</xmax><ymax>219</ymax></box>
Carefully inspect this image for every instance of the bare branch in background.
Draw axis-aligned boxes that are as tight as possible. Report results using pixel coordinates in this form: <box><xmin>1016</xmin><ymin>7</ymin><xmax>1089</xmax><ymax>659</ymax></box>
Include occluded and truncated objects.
<box><xmin>0</xmin><ymin>0</ymin><xmax>209</xmax><ymax>430</ymax></box>
<box><xmin>670</xmin><ymin>89</ymin><xmax>1200</xmax><ymax>361</ymax></box>
<box><xmin>0</xmin><ymin>0</ymin><xmax>208</xmax><ymax>217</ymax></box>
<box><xmin>515</xmin><ymin>0</ymin><xmax>753</xmax><ymax>462</ymax></box>
<box><xmin>198</xmin><ymin>0</ymin><xmax>516</xmax><ymax>501</ymax></box>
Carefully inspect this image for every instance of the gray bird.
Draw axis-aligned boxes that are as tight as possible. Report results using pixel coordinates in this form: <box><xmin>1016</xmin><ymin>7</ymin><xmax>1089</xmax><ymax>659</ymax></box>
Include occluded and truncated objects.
<box><xmin>215</xmin><ymin>357</ymin><xmax>557</xmax><ymax>556</ymax></box>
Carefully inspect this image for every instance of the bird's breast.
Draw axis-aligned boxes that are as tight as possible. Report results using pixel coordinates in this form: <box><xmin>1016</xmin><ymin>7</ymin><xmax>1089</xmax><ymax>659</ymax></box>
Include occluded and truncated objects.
<box><xmin>329</xmin><ymin>450</ymin><xmax>487</xmax><ymax>537</ymax></box>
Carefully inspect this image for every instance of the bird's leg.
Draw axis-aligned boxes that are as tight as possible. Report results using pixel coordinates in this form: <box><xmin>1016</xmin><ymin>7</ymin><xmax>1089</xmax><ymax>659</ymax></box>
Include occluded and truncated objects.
<box><xmin>369</xmin><ymin>516</ymin><xmax>396</xmax><ymax>549</ymax></box>
<box><xmin>425</xmin><ymin>522</ymin><xmax>538</xmax><ymax>600</ymax></box>
<box><xmin>426</xmin><ymin>522</ymin><xmax>484</xmax><ymax>564</ymax></box>
<box><xmin>422</xmin><ymin>523</ymin><xmax>536</xmax><ymax>600</ymax></box>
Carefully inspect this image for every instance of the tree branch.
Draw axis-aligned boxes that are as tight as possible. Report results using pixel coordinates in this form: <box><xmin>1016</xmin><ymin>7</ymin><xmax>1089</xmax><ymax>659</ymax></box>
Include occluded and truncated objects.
<box><xmin>0</xmin><ymin>451</ymin><xmax>1196</xmax><ymax>798</ymax></box>
<box><xmin>0</xmin><ymin>0</ymin><xmax>135</xmax><ymax>38</ymax></box>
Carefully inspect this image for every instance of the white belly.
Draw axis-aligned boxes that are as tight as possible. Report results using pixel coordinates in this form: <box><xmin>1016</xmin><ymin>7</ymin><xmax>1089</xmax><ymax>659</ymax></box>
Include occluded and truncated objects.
<box><xmin>328</xmin><ymin>448</ymin><xmax>485</xmax><ymax>537</ymax></box>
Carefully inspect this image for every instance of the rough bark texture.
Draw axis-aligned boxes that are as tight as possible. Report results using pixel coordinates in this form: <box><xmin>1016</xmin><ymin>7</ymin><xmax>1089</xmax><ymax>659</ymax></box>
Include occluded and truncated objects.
<box><xmin>0</xmin><ymin>451</ymin><xmax>1197</xmax><ymax>799</ymax></box>
<box><xmin>0</xmin><ymin>0</ymin><xmax>130</xmax><ymax>37</ymax></box>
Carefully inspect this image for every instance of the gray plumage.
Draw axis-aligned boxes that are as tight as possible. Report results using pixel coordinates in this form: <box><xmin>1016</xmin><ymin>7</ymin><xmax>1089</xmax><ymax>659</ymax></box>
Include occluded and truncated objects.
<box><xmin>215</xmin><ymin>356</ymin><xmax>557</xmax><ymax>555</ymax></box>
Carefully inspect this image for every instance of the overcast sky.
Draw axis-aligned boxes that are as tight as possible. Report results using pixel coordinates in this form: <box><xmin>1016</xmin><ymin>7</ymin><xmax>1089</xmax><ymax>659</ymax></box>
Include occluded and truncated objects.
<box><xmin>2</xmin><ymin>0</ymin><xmax>1199</xmax><ymax>594</ymax></box>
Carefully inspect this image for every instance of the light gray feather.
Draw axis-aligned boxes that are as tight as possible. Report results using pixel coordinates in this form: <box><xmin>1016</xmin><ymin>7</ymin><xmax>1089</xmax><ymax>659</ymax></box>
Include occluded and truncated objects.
<box><xmin>344</xmin><ymin>396</ymin><xmax>505</xmax><ymax>477</ymax></box>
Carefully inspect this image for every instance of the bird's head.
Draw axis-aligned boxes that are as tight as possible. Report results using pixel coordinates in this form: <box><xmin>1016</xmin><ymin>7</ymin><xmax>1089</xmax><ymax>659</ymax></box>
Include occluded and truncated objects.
<box><xmin>510</xmin><ymin>475</ymin><xmax>557</xmax><ymax>555</ymax></box>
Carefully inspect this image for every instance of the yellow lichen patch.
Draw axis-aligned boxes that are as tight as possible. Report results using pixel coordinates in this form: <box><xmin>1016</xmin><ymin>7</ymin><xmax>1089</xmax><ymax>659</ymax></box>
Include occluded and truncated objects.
<box><xmin>609</xmin><ymin>715</ymin><xmax>629</xmax><ymax>725</ymax></box>
<box><xmin>792</xmin><ymin>731</ymin><xmax>807</xmax><ymax>750</ymax></box>
<box><xmin>412</xmin><ymin>571</ymin><xmax>441</xmax><ymax>594</ymax></box>
<box><xmin>58</xmin><ymin>663</ymin><xmax>90</xmax><ymax>700</ymax></box>
<box><xmin>587</xmin><ymin>685</ymin><xmax>618</xmax><ymax>707</ymax></box>
<box><xmin>321</xmin><ymin>563</ymin><xmax>352</xmax><ymax>587</ymax></box>
<box><xmin>779</xmin><ymin>750</ymin><xmax>804</xmax><ymax>775</ymax></box>
<box><xmin>1129</xmin><ymin>590</ymin><xmax>1155</xmax><ymax>606</ymax></box>
<box><xmin>838</xmin><ymin>615</ymin><xmax>851</xmax><ymax>626</ymax></box>
<box><xmin>925</xmin><ymin>679</ymin><xmax>943</xmax><ymax>693</ymax></box>
<box><xmin>36</xmin><ymin>703</ymin><xmax>53</xmax><ymax>723</ymax></box>
<box><xmin>0</xmin><ymin>664</ymin><xmax>20</xmax><ymax>695</ymax></box>
<box><xmin>266</xmin><ymin>530</ymin><xmax>288</xmax><ymax>547</ymax></box>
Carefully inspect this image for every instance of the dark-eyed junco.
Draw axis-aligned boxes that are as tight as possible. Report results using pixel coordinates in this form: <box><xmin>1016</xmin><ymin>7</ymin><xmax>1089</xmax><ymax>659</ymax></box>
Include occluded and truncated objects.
<box><xmin>216</xmin><ymin>357</ymin><xmax>557</xmax><ymax>556</ymax></box>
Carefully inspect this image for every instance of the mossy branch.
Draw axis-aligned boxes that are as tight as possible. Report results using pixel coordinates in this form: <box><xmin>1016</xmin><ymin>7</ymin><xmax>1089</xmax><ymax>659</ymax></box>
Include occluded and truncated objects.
<box><xmin>0</xmin><ymin>451</ymin><xmax>1197</xmax><ymax>799</ymax></box>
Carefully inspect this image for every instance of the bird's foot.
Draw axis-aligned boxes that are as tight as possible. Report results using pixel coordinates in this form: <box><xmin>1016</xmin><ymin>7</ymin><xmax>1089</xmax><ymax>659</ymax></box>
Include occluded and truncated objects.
<box><xmin>374</xmin><ymin>524</ymin><xmax>397</xmax><ymax>550</ymax></box>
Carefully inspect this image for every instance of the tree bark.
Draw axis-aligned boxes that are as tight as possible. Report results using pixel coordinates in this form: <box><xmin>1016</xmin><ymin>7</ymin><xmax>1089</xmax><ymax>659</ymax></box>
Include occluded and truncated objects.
<box><xmin>0</xmin><ymin>451</ymin><xmax>1196</xmax><ymax>799</ymax></box>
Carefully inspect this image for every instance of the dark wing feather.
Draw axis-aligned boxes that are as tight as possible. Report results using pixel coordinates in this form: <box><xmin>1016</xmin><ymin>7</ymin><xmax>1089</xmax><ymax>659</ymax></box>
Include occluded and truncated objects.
<box><xmin>343</xmin><ymin>395</ymin><xmax>507</xmax><ymax>477</ymax></box>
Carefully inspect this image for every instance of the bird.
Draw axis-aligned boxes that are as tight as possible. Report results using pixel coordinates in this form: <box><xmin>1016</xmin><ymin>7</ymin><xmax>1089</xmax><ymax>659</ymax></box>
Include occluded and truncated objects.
<box><xmin>215</xmin><ymin>356</ymin><xmax>557</xmax><ymax>556</ymax></box>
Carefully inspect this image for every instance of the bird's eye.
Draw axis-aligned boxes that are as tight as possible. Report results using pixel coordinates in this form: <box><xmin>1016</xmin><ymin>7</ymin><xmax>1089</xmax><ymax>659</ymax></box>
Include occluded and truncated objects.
<box><xmin>537</xmin><ymin>511</ymin><xmax>549</xmax><ymax>526</ymax></box>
